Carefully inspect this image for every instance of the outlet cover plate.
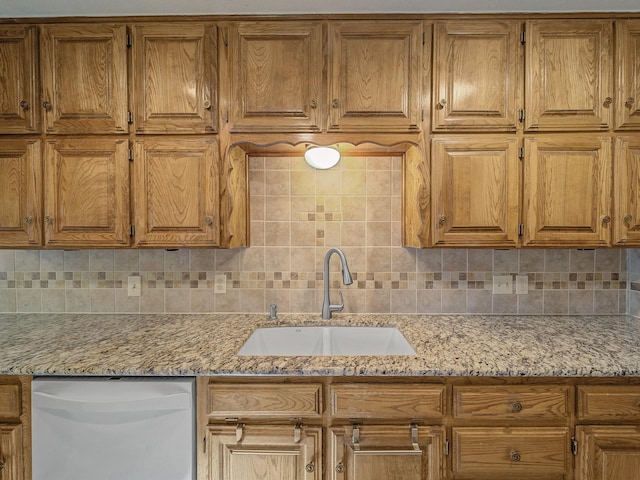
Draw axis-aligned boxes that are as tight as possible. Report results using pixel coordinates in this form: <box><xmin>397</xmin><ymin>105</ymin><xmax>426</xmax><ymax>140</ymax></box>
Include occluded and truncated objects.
<box><xmin>493</xmin><ymin>275</ymin><xmax>513</xmax><ymax>294</ymax></box>
<box><xmin>127</xmin><ymin>276</ymin><xmax>141</xmax><ymax>297</ymax></box>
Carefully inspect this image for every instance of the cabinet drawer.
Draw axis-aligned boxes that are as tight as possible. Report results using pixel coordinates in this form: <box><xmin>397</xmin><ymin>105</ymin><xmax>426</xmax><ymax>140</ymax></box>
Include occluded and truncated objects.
<box><xmin>453</xmin><ymin>427</ymin><xmax>571</xmax><ymax>478</ymax></box>
<box><xmin>453</xmin><ymin>385</ymin><xmax>571</xmax><ymax>422</ymax></box>
<box><xmin>330</xmin><ymin>383</ymin><xmax>446</xmax><ymax>419</ymax></box>
<box><xmin>207</xmin><ymin>383</ymin><xmax>322</xmax><ymax>419</ymax></box>
<box><xmin>0</xmin><ymin>384</ymin><xmax>20</xmax><ymax>419</ymax></box>
<box><xmin>578</xmin><ymin>385</ymin><xmax>640</xmax><ymax>421</ymax></box>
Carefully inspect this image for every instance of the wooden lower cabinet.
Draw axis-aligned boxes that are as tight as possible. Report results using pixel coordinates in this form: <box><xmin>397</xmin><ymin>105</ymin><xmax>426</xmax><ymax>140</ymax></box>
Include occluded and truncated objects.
<box><xmin>575</xmin><ymin>426</ymin><xmax>640</xmax><ymax>480</ymax></box>
<box><xmin>329</xmin><ymin>425</ymin><xmax>445</xmax><ymax>480</ymax></box>
<box><xmin>0</xmin><ymin>376</ymin><xmax>30</xmax><ymax>480</ymax></box>
<box><xmin>206</xmin><ymin>424</ymin><xmax>322</xmax><ymax>480</ymax></box>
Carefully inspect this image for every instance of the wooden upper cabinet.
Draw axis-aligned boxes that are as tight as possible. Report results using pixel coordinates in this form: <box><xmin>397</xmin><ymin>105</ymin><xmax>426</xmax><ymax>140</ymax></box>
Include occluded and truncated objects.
<box><xmin>227</xmin><ymin>21</ymin><xmax>323</xmax><ymax>133</ymax></box>
<box><xmin>614</xmin><ymin>136</ymin><xmax>640</xmax><ymax>245</ymax></box>
<box><xmin>432</xmin><ymin>20</ymin><xmax>522</xmax><ymax>132</ymax></box>
<box><xmin>133</xmin><ymin>137</ymin><xmax>220</xmax><ymax>247</ymax></box>
<box><xmin>0</xmin><ymin>139</ymin><xmax>42</xmax><ymax>247</ymax></box>
<box><xmin>615</xmin><ymin>20</ymin><xmax>640</xmax><ymax>130</ymax></box>
<box><xmin>40</xmin><ymin>24</ymin><xmax>128</xmax><ymax>134</ymax></box>
<box><xmin>131</xmin><ymin>23</ymin><xmax>217</xmax><ymax>134</ymax></box>
<box><xmin>522</xmin><ymin>135</ymin><xmax>612</xmax><ymax>247</ymax></box>
<box><xmin>43</xmin><ymin>137</ymin><xmax>130</xmax><ymax>247</ymax></box>
<box><xmin>328</xmin><ymin>20</ymin><xmax>422</xmax><ymax>132</ymax></box>
<box><xmin>431</xmin><ymin>136</ymin><xmax>520</xmax><ymax>247</ymax></box>
<box><xmin>0</xmin><ymin>26</ymin><xmax>39</xmax><ymax>134</ymax></box>
<box><xmin>525</xmin><ymin>20</ymin><xmax>613</xmax><ymax>131</ymax></box>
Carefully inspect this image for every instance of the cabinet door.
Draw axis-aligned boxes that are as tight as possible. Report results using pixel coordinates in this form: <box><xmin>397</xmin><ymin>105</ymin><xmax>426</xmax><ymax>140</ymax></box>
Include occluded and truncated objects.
<box><xmin>614</xmin><ymin>137</ymin><xmax>640</xmax><ymax>245</ymax></box>
<box><xmin>431</xmin><ymin>136</ymin><xmax>519</xmax><ymax>247</ymax></box>
<box><xmin>227</xmin><ymin>21</ymin><xmax>323</xmax><ymax>133</ymax></box>
<box><xmin>131</xmin><ymin>23</ymin><xmax>217</xmax><ymax>134</ymax></box>
<box><xmin>522</xmin><ymin>135</ymin><xmax>612</xmax><ymax>247</ymax></box>
<box><xmin>615</xmin><ymin>20</ymin><xmax>640</xmax><ymax>130</ymax></box>
<box><xmin>329</xmin><ymin>425</ymin><xmax>444</xmax><ymax>480</ymax></box>
<box><xmin>576</xmin><ymin>426</ymin><xmax>640</xmax><ymax>480</ymax></box>
<box><xmin>452</xmin><ymin>427</ymin><xmax>571</xmax><ymax>479</ymax></box>
<box><xmin>432</xmin><ymin>20</ymin><xmax>522</xmax><ymax>132</ymax></box>
<box><xmin>0</xmin><ymin>139</ymin><xmax>42</xmax><ymax>247</ymax></box>
<box><xmin>328</xmin><ymin>21</ymin><xmax>422</xmax><ymax>132</ymax></box>
<box><xmin>133</xmin><ymin>137</ymin><xmax>220</xmax><ymax>247</ymax></box>
<box><xmin>526</xmin><ymin>20</ymin><xmax>613</xmax><ymax>131</ymax></box>
<box><xmin>44</xmin><ymin>137</ymin><xmax>130</xmax><ymax>247</ymax></box>
<box><xmin>207</xmin><ymin>424</ymin><xmax>321</xmax><ymax>480</ymax></box>
<box><xmin>0</xmin><ymin>424</ymin><xmax>24</xmax><ymax>480</ymax></box>
<box><xmin>40</xmin><ymin>24</ymin><xmax>128</xmax><ymax>134</ymax></box>
<box><xmin>0</xmin><ymin>26</ymin><xmax>39</xmax><ymax>133</ymax></box>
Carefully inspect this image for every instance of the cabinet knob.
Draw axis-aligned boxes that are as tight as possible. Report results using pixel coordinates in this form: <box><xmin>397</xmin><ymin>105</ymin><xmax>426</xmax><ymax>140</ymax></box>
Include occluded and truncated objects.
<box><xmin>43</xmin><ymin>101</ymin><xmax>52</xmax><ymax>110</ymax></box>
<box><xmin>437</xmin><ymin>98</ymin><xmax>447</xmax><ymax>109</ymax></box>
<box><xmin>511</xmin><ymin>401</ymin><xmax>523</xmax><ymax>412</ymax></box>
<box><xmin>602</xmin><ymin>215</ymin><xmax>611</xmax><ymax>224</ymax></box>
<box><xmin>332</xmin><ymin>99</ymin><xmax>339</xmax><ymax>108</ymax></box>
<box><xmin>510</xmin><ymin>451</ymin><xmax>521</xmax><ymax>462</ymax></box>
<box><xmin>203</xmin><ymin>100</ymin><xmax>212</xmax><ymax>109</ymax></box>
<box><xmin>439</xmin><ymin>215</ymin><xmax>447</xmax><ymax>225</ymax></box>
<box><xmin>0</xmin><ymin>461</ymin><xmax>4</xmax><ymax>470</ymax></box>
<box><xmin>335</xmin><ymin>462</ymin><xmax>344</xmax><ymax>473</ymax></box>
<box><xmin>305</xmin><ymin>462</ymin><xmax>315</xmax><ymax>473</ymax></box>
<box><xmin>624</xmin><ymin>214</ymin><xmax>633</xmax><ymax>224</ymax></box>
<box><xmin>603</xmin><ymin>97</ymin><xmax>613</xmax><ymax>107</ymax></box>
<box><xmin>20</xmin><ymin>100</ymin><xmax>30</xmax><ymax>110</ymax></box>
<box><xmin>626</xmin><ymin>97</ymin><xmax>635</xmax><ymax>108</ymax></box>
<box><xmin>205</xmin><ymin>216</ymin><xmax>213</xmax><ymax>226</ymax></box>
<box><xmin>24</xmin><ymin>216</ymin><xmax>33</xmax><ymax>225</ymax></box>
<box><xmin>45</xmin><ymin>215</ymin><xmax>53</xmax><ymax>225</ymax></box>
<box><xmin>310</xmin><ymin>99</ymin><xmax>317</xmax><ymax>109</ymax></box>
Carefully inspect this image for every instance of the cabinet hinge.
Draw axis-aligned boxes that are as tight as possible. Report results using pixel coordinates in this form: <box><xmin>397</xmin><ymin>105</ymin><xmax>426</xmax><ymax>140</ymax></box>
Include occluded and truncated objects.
<box><xmin>571</xmin><ymin>436</ymin><xmax>578</xmax><ymax>456</ymax></box>
<box><xmin>126</xmin><ymin>34</ymin><xmax>132</xmax><ymax>48</ymax></box>
<box><xmin>520</xmin><ymin>29</ymin><xmax>526</xmax><ymax>45</ymax></box>
<box><xmin>518</xmin><ymin>223</ymin><xmax>524</xmax><ymax>236</ymax></box>
<box><xmin>202</xmin><ymin>436</ymin><xmax>206</xmax><ymax>453</ymax></box>
<box><xmin>129</xmin><ymin>225</ymin><xmax>135</xmax><ymax>237</ymax></box>
<box><xmin>226</xmin><ymin>111</ymin><xmax>229</xmax><ymax>123</ymax></box>
<box><xmin>128</xmin><ymin>148</ymin><xmax>134</xmax><ymax>161</ymax></box>
<box><xmin>444</xmin><ymin>438</ymin><xmax>449</xmax><ymax>455</ymax></box>
<box><xmin>518</xmin><ymin>146</ymin><xmax>524</xmax><ymax>160</ymax></box>
<box><xmin>421</xmin><ymin>109</ymin><xmax>424</xmax><ymax>122</ymax></box>
<box><xmin>422</xmin><ymin>31</ymin><xmax>426</xmax><ymax>45</ymax></box>
<box><xmin>223</xmin><ymin>33</ymin><xmax>228</xmax><ymax>47</ymax></box>
<box><xmin>128</xmin><ymin>111</ymin><xmax>133</xmax><ymax>125</ymax></box>
<box><xmin>518</xmin><ymin>109</ymin><xmax>525</xmax><ymax>123</ymax></box>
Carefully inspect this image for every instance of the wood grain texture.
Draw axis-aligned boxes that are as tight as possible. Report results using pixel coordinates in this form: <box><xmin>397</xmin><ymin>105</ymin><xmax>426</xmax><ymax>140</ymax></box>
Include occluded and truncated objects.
<box><xmin>0</xmin><ymin>376</ymin><xmax>31</xmax><ymax>480</ymax></box>
<box><xmin>40</xmin><ymin>24</ymin><xmax>128</xmax><ymax>134</ymax></box>
<box><xmin>402</xmin><ymin>144</ymin><xmax>430</xmax><ymax>247</ymax></box>
<box><xmin>0</xmin><ymin>26</ymin><xmax>39</xmax><ymax>133</ymax></box>
<box><xmin>614</xmin><ymin>136</ymin><xmax>640</xmax><ymax>245</ymax></box>
<box><xmin>432</xmin><ymin>20</ymin><xmax>521</xmax><ymax>131</ymax></box>
<box><xmin>219</xmin><ymin>145</ymin><xmax>248</xmax><ymax>248</ymax></box>
<box><xmin>576</xmin><ymin>426</ymin><xmax>640</xmax><ymax>480</ymax></box>
<box><xmin>578</xmin><ymin>386</ymin><xmax>640</xmax><ymax>422</ymax></box>
<box><xmin>615</xmin><ymin>19</ymin><xmax>640</xmax><ymax>130</ymax></box>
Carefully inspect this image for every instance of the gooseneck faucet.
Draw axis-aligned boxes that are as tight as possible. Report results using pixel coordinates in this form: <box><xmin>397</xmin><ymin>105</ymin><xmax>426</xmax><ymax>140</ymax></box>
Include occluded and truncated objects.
<box><xmin>322</xmin><ymin>248</ymin><xmax>353</xmax><ymax>319</ymax></box>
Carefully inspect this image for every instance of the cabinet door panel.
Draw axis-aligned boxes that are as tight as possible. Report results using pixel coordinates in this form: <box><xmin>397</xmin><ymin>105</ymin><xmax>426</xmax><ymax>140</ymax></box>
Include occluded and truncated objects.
<box><xmin>0</xmin><ymin>139</ymin><xmax>42</xmax><ymax>247</ymax></box>
<box><xmin>432</xmin><ymin>21</ymin><xmax>521</xmax><ymax>131</ymax></box>
<box><xmin>0</xmin><ymin>26</ymin><xmax>39</xmax><ymax>133</ymax></box>
<box><xmin>41</xmin><ymin>24</ymin><xmax>128</xmax><ymax>134</ymax></box>
<box><xmin>431</xmin><ymin>136</ymin><xmax>519</xmax><ymax>247</ymax></box>
<box><xmin>0</xmin><ymin>424</ymin><xmax>24</xmax><ymax>480</ymax></box>
<box><xmin>328</xmin><ymin>21</ymin><xmax>422</xmax><ymax>132</ymax></box>
<box><xmin>207</xmin><ymin>424</ymin><xmax>321</xmax><ymax>480</ymax></box>
<box><xmin>131</xmin><ymin>23</ymin><xmax>217</xmax><ymax>134</ymax></box>
<box><xmin>228</xmin><ymin>21</ymin><xmax>322</xmax><ymax>132</ymax></box>
<box><xmin>134</xmin><ymin>137</ymin><xmax>219</xmax><ymax>247</ymax></box>
<box><xmin>329</xmin><ymin>425</ymin><xmax>444</xmax><ymax>480</ymax></box>
<box><xmin>44</xmin><ymin>138</ymin><xmax>129</xmax><ymax>247</ymax></box>
<box><xmin>615</xmin><ymin>20</ymin><xmax>640</xmax><ymax>130</ymax></box>
<box><xmin>614</xmin><ymin>137</ymin><xmax>640</xmax><ymax>245</ymax></box>
<box><xmin>526</xmin><ymin>20</ymin><xmax>613</xmax><ymax>131</ymax></box>
<box><xmin>522</xmin><ymin>135</ymin><xmax>611</xmax><ymax>247</ymax></box>
<box><xmin>576</xmin><ymin>426</ymin><xmax>640</xmax><ymax>480</ymax></box>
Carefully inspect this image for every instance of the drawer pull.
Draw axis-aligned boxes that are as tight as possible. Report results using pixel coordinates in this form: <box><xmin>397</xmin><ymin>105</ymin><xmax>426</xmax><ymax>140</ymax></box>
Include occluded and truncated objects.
<box><xmin>305</xmin><ymin>461</ymin><xmax>315</xmax><ymax>473</ymax></box>
<box><xmin>512</xmin><ymin>401</ymin><xmax>523</xmax><ymax>412</ymax></box>
<box><xmin>335</xmin><ymin>462</ymin><xmax>345</xmax><ymax>473</ymax></box>
<box><xmin>510</xmin><ymin>450</ymin><xmax>521</xmax><ymax>462</ymax></box>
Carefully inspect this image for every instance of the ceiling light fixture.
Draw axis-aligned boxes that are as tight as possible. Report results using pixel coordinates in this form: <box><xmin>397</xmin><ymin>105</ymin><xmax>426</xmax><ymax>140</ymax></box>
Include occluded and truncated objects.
<box><xmin>304</xmin><ymin>146</ymin><xmax>340</xmax><ymax>169</ymax></box>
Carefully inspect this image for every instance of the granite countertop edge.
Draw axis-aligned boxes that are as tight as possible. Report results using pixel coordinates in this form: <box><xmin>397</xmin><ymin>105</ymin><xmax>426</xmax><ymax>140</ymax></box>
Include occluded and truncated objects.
<box><xmin>1</xmin><ymin>313</ymin><xmax>639</xmax><ymax>378</ymax></box>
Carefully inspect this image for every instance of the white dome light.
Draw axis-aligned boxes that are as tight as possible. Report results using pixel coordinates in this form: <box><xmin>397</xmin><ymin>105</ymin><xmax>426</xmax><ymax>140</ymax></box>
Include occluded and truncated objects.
<box><xmin>304</xmin><ymin>146</ymin><xmax>340</xmax><ymax>169</ymax></box>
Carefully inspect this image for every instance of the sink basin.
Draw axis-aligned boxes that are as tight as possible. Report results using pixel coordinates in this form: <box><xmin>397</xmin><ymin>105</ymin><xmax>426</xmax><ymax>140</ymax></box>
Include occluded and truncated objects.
<box><xmin>238</xmin><ymin>326</ymin><xmax>416</xmax><ymax>356</ymax></box>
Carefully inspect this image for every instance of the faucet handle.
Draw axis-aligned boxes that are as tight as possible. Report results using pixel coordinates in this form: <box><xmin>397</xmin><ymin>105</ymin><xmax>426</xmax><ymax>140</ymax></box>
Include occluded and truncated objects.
<box><xmin>330</xmin><ymin>290</ymin><xmax>345</xmax><ymax>313</ymax></box>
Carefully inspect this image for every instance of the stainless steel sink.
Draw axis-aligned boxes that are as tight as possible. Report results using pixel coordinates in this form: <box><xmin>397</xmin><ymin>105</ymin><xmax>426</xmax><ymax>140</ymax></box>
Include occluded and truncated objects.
<box><xmin>238</xmin><ymin>326</ymin><xmax>416</xmax><ymax>356</ymax></box>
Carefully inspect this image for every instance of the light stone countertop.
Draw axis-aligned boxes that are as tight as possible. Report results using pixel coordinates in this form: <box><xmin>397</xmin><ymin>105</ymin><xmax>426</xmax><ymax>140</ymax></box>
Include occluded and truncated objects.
<box><xmin>0</xmin><ymin>313</ymin><xmax>639</xmax><ymax>377</ymax></box>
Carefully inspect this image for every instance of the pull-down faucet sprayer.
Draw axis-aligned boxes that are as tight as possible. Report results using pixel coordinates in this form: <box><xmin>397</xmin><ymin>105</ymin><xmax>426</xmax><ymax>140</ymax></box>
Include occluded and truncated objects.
<box><xmin>322</xmin><ymin>248</ymin><xmax>353</xmax><ymax>319</ymax></box>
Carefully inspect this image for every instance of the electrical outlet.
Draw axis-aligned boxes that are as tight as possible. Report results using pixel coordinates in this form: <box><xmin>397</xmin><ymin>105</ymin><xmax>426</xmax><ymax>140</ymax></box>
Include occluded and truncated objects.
<box><xmin>214</xmin><ymin>275</ymin><xmax>227</xmax><ymax>294</ymax></box>
<box><xmin>516</xmin><ymin>275</ymin><xmax>529</xmax><ymax>294</ymax></box>
<box><xmin>493</xmin><ymin>275</ymin><xmax>513</xmax><ymax>294</ymax></box>
<box><xmin>127</xmin><ymin>276</ymin><xmax>141</xmax><ymax>297</ymax></box>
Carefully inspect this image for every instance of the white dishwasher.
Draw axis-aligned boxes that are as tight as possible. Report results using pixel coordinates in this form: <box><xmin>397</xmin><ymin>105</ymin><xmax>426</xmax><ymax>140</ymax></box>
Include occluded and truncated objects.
<box><xmin>32</xmin><ymin>377</ymin><xmax>195</xmax><ymax>480</ymax></box>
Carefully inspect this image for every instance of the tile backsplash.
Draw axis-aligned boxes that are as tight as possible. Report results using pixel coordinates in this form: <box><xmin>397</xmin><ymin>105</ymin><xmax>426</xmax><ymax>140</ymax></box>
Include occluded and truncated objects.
<box><xmin>0</xmin><ymin>155</ymin><xmax>631</xmax><ymax>315</ymax></box>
